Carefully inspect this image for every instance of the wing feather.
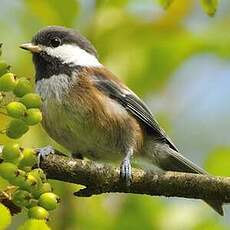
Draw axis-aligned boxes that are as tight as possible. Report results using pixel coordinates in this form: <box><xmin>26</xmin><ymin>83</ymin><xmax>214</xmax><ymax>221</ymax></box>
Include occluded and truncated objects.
<box><xmin>92</xmin><ymin>74</ymin><xmax>178</xmax><ymax>152</ymax></box>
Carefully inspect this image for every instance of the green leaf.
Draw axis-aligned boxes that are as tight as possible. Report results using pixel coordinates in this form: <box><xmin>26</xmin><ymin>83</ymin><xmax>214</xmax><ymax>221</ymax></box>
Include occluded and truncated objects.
<box><xmin>17</xmin><ymin>219</ymin><xmax>50</xmax><ymax>230</ymax></box>
<box><xmin>200</xmin><ymin>0</ymin><xmax>219</xmax><ymax>16</ymax></box>
<box><xmin>0</xmin><ymin>203</ymin><xmax>11</xmax><ymax>230</ymax></box>
<box><xmin>158</xmin><ymin>0</ymin><xmax>175</xmax><ymax>9</ymax></box>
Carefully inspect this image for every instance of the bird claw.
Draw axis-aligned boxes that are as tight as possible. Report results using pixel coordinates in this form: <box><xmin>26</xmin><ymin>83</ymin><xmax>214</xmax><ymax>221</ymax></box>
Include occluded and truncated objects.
<box><xmin>36</xmin><ymin>145</ymin><xmax>55</xmax><ymax>168</ymax></box>
<box><xmin>120</xmin><ymin>157</ymin><xmax>132</xmax><ymax>186</ymax></box>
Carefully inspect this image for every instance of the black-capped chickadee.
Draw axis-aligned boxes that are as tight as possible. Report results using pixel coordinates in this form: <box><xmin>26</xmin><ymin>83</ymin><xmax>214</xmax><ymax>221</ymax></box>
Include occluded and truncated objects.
<box><xmin>20</xmin><ymin>26</ymin><xmax>223</xmax><ymax>215</ymax></box>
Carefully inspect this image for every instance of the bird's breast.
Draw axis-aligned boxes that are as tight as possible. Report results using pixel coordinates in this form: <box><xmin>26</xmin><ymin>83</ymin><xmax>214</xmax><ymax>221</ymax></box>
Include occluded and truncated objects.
<box><xmin>36</xmin><ymin>73</ymin><xmax>143</xmax><ymax>162</ymax></box>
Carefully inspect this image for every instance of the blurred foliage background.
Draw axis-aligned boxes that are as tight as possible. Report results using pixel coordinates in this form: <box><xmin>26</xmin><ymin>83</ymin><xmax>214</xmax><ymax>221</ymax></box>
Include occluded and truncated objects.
<box><xmin>0</xmin><ymin>0</ymin><xmax>230</xmax><ymax>229</ymax></box>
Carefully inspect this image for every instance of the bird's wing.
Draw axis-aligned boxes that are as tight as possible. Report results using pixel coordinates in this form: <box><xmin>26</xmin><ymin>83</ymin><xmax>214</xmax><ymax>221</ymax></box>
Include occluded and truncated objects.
<box><xmin>91</xmin><ymin>72</ymin><xmax>178</xmax><ymax>152</ymax></box>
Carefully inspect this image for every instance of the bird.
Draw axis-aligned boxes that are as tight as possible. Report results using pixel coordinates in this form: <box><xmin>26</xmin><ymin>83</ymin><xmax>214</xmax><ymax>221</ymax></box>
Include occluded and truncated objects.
<box><xmin>20</xmin><ymin>25</ymin><xmax>223</xmax><ymax>215</ymax></box>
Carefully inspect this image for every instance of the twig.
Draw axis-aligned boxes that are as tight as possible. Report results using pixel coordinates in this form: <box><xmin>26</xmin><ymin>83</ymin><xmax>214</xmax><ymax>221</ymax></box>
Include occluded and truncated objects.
<box><xmin>39</xmin><ymin>152</ymin><xmax>230</xmax><ymax>202</ymax></box>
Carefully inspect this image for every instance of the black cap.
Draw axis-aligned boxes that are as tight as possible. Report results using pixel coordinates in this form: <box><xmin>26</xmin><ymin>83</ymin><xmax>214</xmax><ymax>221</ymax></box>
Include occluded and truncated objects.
<box><xmin>32</xmin><ymin>25</ymin><xmax>97</xmax><ymax>57</ymax></box>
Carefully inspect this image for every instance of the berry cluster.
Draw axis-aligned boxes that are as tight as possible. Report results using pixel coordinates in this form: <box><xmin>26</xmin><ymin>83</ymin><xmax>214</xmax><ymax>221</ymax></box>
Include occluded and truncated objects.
<box><xmin>0</xmin><ymin>44</ymin><xmax>59</xmax><ymax>227</ymax></box>
<box><xmin>0</xmin><ymin>144</ymin><xmax>60</xmax><ymax>220</ymax></box>
<box><xmin>0</xmin><ymin>67</ymin><xmax>42</xmax><ymax>138</ymax></box>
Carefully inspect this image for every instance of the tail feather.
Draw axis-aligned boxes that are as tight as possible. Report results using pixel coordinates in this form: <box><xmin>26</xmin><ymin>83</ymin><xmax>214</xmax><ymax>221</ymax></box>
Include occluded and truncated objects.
<box><xmin>155</xmin><ymin>144</ymin><xmax>224</xmax><ymax>216</ymax></box>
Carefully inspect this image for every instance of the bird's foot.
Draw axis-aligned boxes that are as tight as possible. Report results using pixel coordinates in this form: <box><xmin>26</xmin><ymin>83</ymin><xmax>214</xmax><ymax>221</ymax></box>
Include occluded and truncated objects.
<box><xmin>36</xmin><ymin>145</ymin><xmax>55</xmax><ymax>168</ymax></box>
<box><xmin>120</xmin><ymin>149</ymin><xmax>133</xmax><ymax>186</ymax></box>
<box><xmin>120</xmin><ymin>158</ymin><xmax>132</xmax><ymax>186</ymax></box>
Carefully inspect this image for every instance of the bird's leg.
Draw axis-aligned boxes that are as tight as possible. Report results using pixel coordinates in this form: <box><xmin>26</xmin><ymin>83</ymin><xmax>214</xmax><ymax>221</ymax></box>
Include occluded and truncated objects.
<box><xmin>120</xmin><ymin>148</ymin><xmax>133</xmax><ymax>186</ymax></box>
<box><xmin>36</xmin><ymin>145</ymin><xmax>55</xmax><ymax>168</ymax></box>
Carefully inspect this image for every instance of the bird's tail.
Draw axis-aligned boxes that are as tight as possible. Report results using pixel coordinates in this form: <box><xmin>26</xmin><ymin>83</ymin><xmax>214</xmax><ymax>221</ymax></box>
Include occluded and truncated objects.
<box><xmin>152</xmin><ymin>143</ymin><xmax>224</xmax><ymax>216</ymax></box>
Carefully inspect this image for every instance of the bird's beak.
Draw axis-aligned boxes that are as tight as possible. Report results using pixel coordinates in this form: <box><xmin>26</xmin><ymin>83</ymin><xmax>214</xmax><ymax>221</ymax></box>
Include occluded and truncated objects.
<box><xmin>20</xmin><ymin>43</ymin><xmax>42</xmax><ymax>53</ymax></box>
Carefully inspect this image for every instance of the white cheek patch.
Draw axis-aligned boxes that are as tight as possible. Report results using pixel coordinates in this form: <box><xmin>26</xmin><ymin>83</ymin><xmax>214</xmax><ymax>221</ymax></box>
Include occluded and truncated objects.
<box><xmin>43</xmin><ymin>44</ymin><xmax>102</xmax><ymax>67</ymax></box>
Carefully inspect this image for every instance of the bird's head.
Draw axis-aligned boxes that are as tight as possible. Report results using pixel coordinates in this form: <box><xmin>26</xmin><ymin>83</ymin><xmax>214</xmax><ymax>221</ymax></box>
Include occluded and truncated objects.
<box><xmin>20</xmin><ymin>26</ymin><xmax>101</xmax><ymax>81</ymax></box>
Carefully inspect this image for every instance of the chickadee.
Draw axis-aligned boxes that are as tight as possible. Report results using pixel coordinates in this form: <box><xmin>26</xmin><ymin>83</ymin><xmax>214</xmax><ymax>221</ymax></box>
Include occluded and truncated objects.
<box><xmin>20</xmin><ymin>26</ymin><xmax>223</xmax><ymax>215</ymax></box>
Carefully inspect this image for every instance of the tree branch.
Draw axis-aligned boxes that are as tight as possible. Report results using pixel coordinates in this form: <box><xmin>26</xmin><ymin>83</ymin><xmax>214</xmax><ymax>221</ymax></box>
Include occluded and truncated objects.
<box><xmin>39</xmin><ymin>152</ymin><xmax>230</xmax><ymax>203</ymax></box>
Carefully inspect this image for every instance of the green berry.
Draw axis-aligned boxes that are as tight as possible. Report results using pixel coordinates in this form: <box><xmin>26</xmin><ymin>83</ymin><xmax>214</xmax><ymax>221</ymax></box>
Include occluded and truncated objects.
<box><xmin>12</xmin><ymin>190</ymin><xmax>32</xmax><ymax>208</ymax></box>
<box><xmin>19</xmin><ymin>148</ymin><xmax>36</xmax><ymax>167</ymax></box>
<box><xmin>6</xmin><ymin>102</ymin><xmax>27</xmax><ymax>119</ymax></box>
<box><xmin>40</xmin><ymin>182</ymin><xmax>52</xmax><ymax>193</ymax></box>
<box><xmin>0</xmin><ymin>162</ymin><xmax>18</xmax><ymax>181</ymax></box>
<box><xmin>20</xmin><ymin>173</ymin><xmax>39</xmax><ymax>192</ymax></box>
<box><xmin>2</xmin><ymin>143</ymin><xmax>21</xmax><ymax>162</ymax></box>
<box><xmin>23</xmin><ymin>108</ymin><xmax>42</xmax><ymax>126</ymax></box>
<box><xmin>17</xmin><ymin>219</ymin><xmax>50</xmax><ymax>230</ymax></box>
<box><xmin>27</xmin><ymin>169</ymin><xmax>42</xmax><ymax>189</ymax></box>
<box><xmin>13</xmin><ymin>77</ymin><xmax>33</xmax><ymax>97</ymax></box>
<box><xmin>38</xmin><ymin>192</ymin><xmax>60</xmax><ymax>211</ymax></box>
<box><xmin>0</xmin><ymin>60</ymin><xmax>10</xmax><ymax>76</ymax></box>
<box><xmin>33</xmin><ymin>169</ymin><xmax>46</xmax><ymax>182</ymax></box>
<box><xmin>32</xmin><ymin>182</ymin><xmax>52</xmax><ymax>199</ymax></box>
<box><xmin>24</xmin><ymin>169</ymin><xmax>46</xmax><ymax>194</ymax></box>
<box><xmin>0</xmin><ymin>203</ymin><xmax>11</xmax><ymax>230</ymax></box>
<box><xmin>6</xmin><ymin>119</ymin><xmax>29</xmax><ymax>139</ymax></box>
<box><xmin>20</xmin><ymin>93</ymin><xmax>42</xmax><ymax>109</ymax></box>
<box><xmin>0</xmin><ymin>72</ymin><xmax>17</xmax><ymax>91</ymax></box>
<box><xmin>28</xmin><ymin>206</ymin><xmax>49</xmax><ymax>220</ymax></box>
<box><xmin>12</xmin><ymin>169</ymin><xmax>27</xmax><ymax>187</ymax></box>
<box><xmin>26</xmin><ymin>174</ymin><xmax>39</xmax><ymax>186</ymax></box>
<box><xmin>29</xmin><ymin>168</ymin><xmax>46</xmax><ymax>183</ymax></box>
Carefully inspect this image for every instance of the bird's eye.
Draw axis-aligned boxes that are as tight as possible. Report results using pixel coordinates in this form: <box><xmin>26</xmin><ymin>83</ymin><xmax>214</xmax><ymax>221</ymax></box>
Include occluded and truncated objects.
<box><xmin>50</xmin><ymin>37</ymin><xmax>61</xmax><ymax>48</ymax></box>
